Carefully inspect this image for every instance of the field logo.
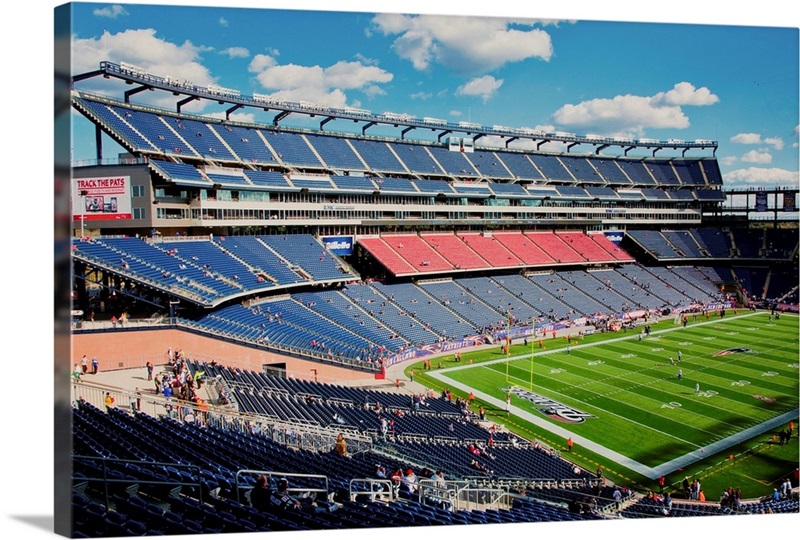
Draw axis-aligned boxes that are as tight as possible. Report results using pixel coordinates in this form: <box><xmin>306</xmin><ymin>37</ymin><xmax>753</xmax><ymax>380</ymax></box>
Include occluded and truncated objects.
<box><xmin>503</xmin><ymin>386</ymin><xmax>596</xmax><ymax>424</ymax></box>
<box><xmin>714</xmin><ymin>347</ymin><xmax>758</xmax><ymax>357</ymax></box>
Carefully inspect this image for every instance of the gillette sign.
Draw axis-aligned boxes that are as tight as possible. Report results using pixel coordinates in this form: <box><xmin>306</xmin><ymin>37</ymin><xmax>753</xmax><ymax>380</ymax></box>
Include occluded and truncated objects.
<box><xmin>504</xmin><ymin>386</ymin><xmax>596</xmax><ymax>424</ymax></box>
<box><xmin>321</xmin><ymin>236</ymin><xmax>354</xmax><ymax>256</ymax></box>
<box><xmin>603</xmin><ymin>231</ymin><xmax>625</xmax><ymax>245</ymax></box>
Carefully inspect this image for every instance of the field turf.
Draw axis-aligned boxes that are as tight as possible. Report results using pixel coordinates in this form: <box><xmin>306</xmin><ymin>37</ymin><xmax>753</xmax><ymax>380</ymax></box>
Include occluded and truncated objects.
<box><xmin>425</xmin><ymin>311</ymin><xmax>798</xmax><ymax>478</ymax></box>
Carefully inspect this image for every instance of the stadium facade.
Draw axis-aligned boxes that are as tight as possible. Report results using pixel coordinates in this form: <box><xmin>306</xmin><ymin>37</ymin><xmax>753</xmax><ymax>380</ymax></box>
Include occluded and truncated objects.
<box><xmin>62</xmin><ymin>60</ymin><xmax>799</xmax><ymax>537</ymax></box>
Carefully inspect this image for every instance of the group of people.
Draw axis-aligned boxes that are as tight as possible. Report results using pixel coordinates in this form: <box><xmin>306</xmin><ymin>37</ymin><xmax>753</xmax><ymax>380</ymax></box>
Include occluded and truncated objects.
<box><xmin>250</xmin><ymin>476</ymin><xmax>340</xmax><ymax>515</ymax></box>
<box><xmin>72</xmin><ymin>354</ymin><xmax>100</xmax><ymax>380</ymax></box>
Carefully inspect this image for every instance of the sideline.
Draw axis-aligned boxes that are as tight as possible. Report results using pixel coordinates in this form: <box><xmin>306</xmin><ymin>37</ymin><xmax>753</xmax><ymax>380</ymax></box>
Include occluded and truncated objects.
<box><xmin>427</xmin><ymin>311</ymin><xmax>798</xmax><ymax>479</ymax></box>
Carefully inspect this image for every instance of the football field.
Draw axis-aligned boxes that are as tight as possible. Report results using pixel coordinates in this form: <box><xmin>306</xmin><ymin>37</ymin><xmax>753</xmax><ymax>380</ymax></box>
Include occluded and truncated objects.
<box><xmin>428</xmin><ymin>311</ymin><xmax>799</xmax><ymax>478</ymax></box>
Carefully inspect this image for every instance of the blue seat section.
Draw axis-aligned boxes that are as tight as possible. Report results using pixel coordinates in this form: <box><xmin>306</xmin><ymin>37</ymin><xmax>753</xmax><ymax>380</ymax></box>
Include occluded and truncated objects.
<box><xmin>304</xmin><ymin>133</ymin><xmax>367</xmax><ymax>171</ymax></box>
<box><xmin>661</xmin><ymin>231</ymin><xmax>706</xmax><ymax>258</ymax></box>
<box><xmin>556</xmin><ymin>269</ymin><xmax>629</xmax><ymax>314</ymax></box>
<box><xmin>526</xmin><ymin>272</ymin><xmax>609</xmax><ymax>320</ymax></box>
<box><xmin>388</xmin><ymin>142</ymin><xmax>444</xmax><ymax>176</ymax></box>
<box><xmin>372</xmin><ymin>281</ymin><xmax>478</xmax><ymax>339</ymax></box>
<box><xmin>373</xmin><ymin>177</ymin><xmax>418</xmax><ymax>192</ymax></box>
<box><xmin>765</xmin><ymin>228</ymin><xmax>799</xmax><ymax>259</ymax></box>
<box><xmin>70</xmin><ymin>400</ymin><xmax>609</xmax><ymax>536</ymax></box>
<box><xmin>294</xmin><ymin>290</ymin><xmax>400</xmax><ymax>351</ymax></box>
<box><xmin>494</xmin><ymin>151</ymin><xmax>545</xmax><ymax>181</ymax></box>
<box><xmin>170</xmin><ymin>116</ymin><xmax>238</xmax><ymax>161</ymax></box>
<box><xmin>627</xmin><ymin>230</ymin><xmax>683</xmax><ymax>259</ymax></box>
<box><xmin>616</xmin><ymin>189</ymin><xmax>644</xmax><ymax>200</ymax></box>
<box><xmin>214</xmin><ymin>236</ymin><xmax>304</xmax><ymax>285</ymax></box>
<box><xmin>488</xmin><ymin>182</ymin><xmax>528</xmax><ymax>197</ymax></box>
<box><xmin>702</xmin><ymin>159</ymin><xmax>724</xmax><ymax>185</ymax></box>
<box><xmin>289</xmin><ymin>177</ymin><xmax>334</xmax><ymax>190</ymax></box>
<box><xmin>731</xmin><ymin>228</ymin><xmax>765</xmax><ymax>258</ymax></box>
<box><xmin>199</xmin><ymin>361</ymin><xmax>463</xmax><ymax>418</ymax></box>
<box><xmin>617</xmin><ymin>160</ymin><xmax>655</xmax><ymax>185</ymax></box>
<box><xmin>75</xmin><ymin>98</ymin><xmax>158</xmax><ymax>152</ymax></box>
<box><xmin>206</xmin><ymin>172</ymin><xmax>253</xmax><ymax>188</ymax></box>
<box><xmin>417</xmin><ymin>279</ymin><xmax>504</xmax><ymax>329</ymax></box>
<box><xmin>72</xmin><ymin>238</ymin><xmax>230</xmax><ymax>303</ymax></box>
<box><xmin>694</xmin><ymin>189</ymin><xmax>725</xmax><ymax>201</ymax></box>
<box><xmin>426</xmin><ymin>145</ymin><xmax>479</xmax><ymax>176</ymax></box>
<box><xmin>195</xmin><ymin>300</ymin><xmax>379</xmax><ymax>364</ymax></box>
<box><xmin>661</xmin><ymin>266</ymin><xmax>725</xmax><ymax>302</ymax></box>
<box><xmin>667</xmin><ymin>190</ymin><xmax>695</xmax><ymax>200</ymax></box>
<box><xmin>452</xmin><ymin>183</ymin><xmax>492</xmax><ymax>197</ymax></box>
<box><xmin>261</xmin><ymin>130</ymin><xmax>323</xmax><ymax>168</ymax></box>
<box><xmin>259</xmin><ymin>234</ymin><xmax>355</xmax><ymax>281</ymax></box>
<box><xmin>614</xmin><ymin>265</ymin><xmax>693</xmax><ymax>308</ymax></box>
<box><xmin>339</xmin><ymin>283</ymin><xmax>442</xmax><ymax>347</ymax></box>
<box><xmin>350</xmin><ymin>139</ymin><xmax>408</xmax><ymax>174</ymax></box>
<box><xmin>149</xmin><ymin>160</ymin><xmax>212</xmax><ymax>185</ymax></box>
<box><xmin>673</xmin><ymin>160</ymin><xmax>707</xmax><ymax>186</ymax></box>
<box><xmin>102</xmin><ymin>237</ymin><xmax>244</xmax><ymax>296</ymax></box>
<box><xmin>640</xmin><ymin>188</ymin><xmax>671</xmax><ymax>201</ymax></box>
<box><xmin>554</xmin><ymin>185</ymin><xmax>591</xmax><ymax>199</ymax></box>
<box><xmin>159</xmin><ymin>240</ymin><xmax>261</xmax><ymax>290</ymax></box>
<box><xmin>488</xmin><ymin>274</ymin><xmax>568</xmax><ymax>319</ymax></box>
<box><xmin>583</xmin><ymin>186</ymin><xmax>619</xmax><ymax>200</ymax></box>
<box><xmin>457</xmin><ymin>276</ymin><xmax>542</xmax><ymax>322</ymax></box>
<box><xmin>109</xmin><ymin>105</ymin><xmax>196</xmax><ymax>156</ymax></box>
<box><xmin>243</xmin><ymin>169</ymin><xmax>292</xmax><ymax>188</ymax></box>
<box><xmin>412</xmin><ymin>179</ymin><xmax>455</xmax><ymax>194</ymax></box>
<box><xmin>528</xmin><ymin>154</ymin><xmax>573</xmax><ymax>181</ymax></box>
<box><xmin>646</xmin><ymin>161</ymin><xmax>680</xmax><ymax>185</ymax></box>
<box><xmin>559</xmin><ymin>155</ymin><xmax>604</xmax><ymax>184</ymax></box>
<box><xmin>587</xmin><ymin>156</ymin><xmax>632</xmax><ymax>184</ymax></box>
<box><xmin>211</xmin><ymin>124</ymin><xmax>278</xmax><ymax>164</ymax></box>
<box><xmin>467</xmin><ymin>149</ymin><xmax>514</xmax><ymax>179</ymax></box>
<box><xmin>330</xmin><ymin>175</ymin><xmax>378</xmax><ymax>192</ymax></box>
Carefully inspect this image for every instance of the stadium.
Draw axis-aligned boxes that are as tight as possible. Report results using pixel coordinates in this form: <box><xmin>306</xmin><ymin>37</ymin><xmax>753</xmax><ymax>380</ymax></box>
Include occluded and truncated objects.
<box><xmin>55</xmin><ymin>8</ymin><xmax>798</xmax><ymax>538</ymax></box>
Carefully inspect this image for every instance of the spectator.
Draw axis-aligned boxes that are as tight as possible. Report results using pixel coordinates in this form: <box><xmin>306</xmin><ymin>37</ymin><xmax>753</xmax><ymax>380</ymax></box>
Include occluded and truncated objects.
<box><xmin>250</xmin><ymin>475</ymin><xmax>272</xmax><ymax>512</ymax></box>
<box><xmin>333</xmin><ymin>433</ymin><xmax>347</xmax><ymax>457</ymax></box>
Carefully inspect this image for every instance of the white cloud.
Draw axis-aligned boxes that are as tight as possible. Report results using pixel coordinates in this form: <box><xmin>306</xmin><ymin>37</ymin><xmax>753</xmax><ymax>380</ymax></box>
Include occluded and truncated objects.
<box><xmin>741</xmin><ymin>149</ymin><xmax>772</xmax><ymax>164</ymax></box>
<box><xmin>723</xmin><ymin>167</ymin><xmax>798</xmax><ymax>189</ymax></box>
<box><xmin>248</xmin><ymin>54</ymin><xmax>277</xmax><ymax>73</ymax></box>
<box><xmin>652</xmin><ymin>82</ymin><xmax>718</xmax><ymax>106</ymax></box>
<box><xmin>219</xmin><ymin>17</ymin><xmax>229</xmax><ymax>28</ymax></box>
<box><xmin>220</xmin><ymin>47</ymin><xmax>249</xmax><ymax>59</ymax></box>
<box><xmin>552</xmin><ymin>82</ymin><xmax>719</xmax><ymax>135</ymax></box>
<box><xmin>410</xmin><ymin>91</ymin><xmax>432</xmax><ymax>100</ymax></box>
<box><xmin>93</xmin><ymin>5</ymin><xmax>128</xmax><ymax>18</ymax></box>
<box><xmin>449</xmin><ymin>110</ymin><xmax>462</xmax><ymax>117</ymax></box>
<box><xmin>764</xmin><ymin>137</ymin><xmax>784</xmax><ymax>150</ymax></box>
<box><xmin>371</xmin><ymin>13</ymin><xmax>552</xmax><ymax>73</ymax></box>
<box><xmin>248</xmin><ymin>57</ymin><xmax>393</xmax><ymax>108</ymax></box>
<box><xmin>456</xmin><ymin>75</ymin><xmax>503</xmax><ymax>102</ymax></box>
<box><xmin>719</xmin><ymin>156</ymin><xmax>738</xmax><ymax>166</ymax></box>
<box><xmin>730</xmin><ymin>133</ymin><xmax>762</xmax><ymax>145</ymax></box>
<box><xmin>731</xmin><ymin>132</ymin><xmax>784</xmax><ymax>150</ymax></box>
<box><xmin>71</xmin><ymin>29</ymin><xmax>216</xmax><ymax>111</ymax></box>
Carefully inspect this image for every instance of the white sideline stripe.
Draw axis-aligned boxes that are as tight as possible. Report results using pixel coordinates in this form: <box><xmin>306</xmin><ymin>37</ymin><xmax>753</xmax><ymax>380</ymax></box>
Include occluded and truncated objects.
<box><xmin>428</xmin><ymin>311</ymin><xmax>798</xmax><ymax>479</ymax></box>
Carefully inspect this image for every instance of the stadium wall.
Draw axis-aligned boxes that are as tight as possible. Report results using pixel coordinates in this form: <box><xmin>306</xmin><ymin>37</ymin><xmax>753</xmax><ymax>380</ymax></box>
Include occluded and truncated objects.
<box><xmin>71</xmin><ymin>328</ymin><xmax>376</xmax><ymax>382</ymax></box>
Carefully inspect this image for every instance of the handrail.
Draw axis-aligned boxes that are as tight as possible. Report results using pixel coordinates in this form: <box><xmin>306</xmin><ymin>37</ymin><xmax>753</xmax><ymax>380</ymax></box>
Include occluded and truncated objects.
<box><xmin>72</xmin><ymin>455</ymin><xmax>203</xmax><ymax>508</ymax></box>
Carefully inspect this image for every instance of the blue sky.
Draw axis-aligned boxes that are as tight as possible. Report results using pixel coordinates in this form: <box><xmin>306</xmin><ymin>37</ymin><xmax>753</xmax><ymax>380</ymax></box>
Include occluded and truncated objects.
<box><xmin>63</xmin><ymin>1</ymin><xmax>799</xmax><ymax>190</ymax></box>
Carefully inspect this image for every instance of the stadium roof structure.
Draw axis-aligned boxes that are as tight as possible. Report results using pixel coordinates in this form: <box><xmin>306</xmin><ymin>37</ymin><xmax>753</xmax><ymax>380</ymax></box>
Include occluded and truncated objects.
<box><xmin>74</xmin><ymin>61</ymin><xmax>718</xmax><ymax>157</ymax></box>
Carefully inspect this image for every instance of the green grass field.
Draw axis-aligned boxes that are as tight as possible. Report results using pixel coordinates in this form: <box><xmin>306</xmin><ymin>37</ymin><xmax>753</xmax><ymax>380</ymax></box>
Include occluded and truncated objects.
<box><xmin>413</xmin><ymin>311</ymin><xmax>798</xmax><ymax>490</ymax></box>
